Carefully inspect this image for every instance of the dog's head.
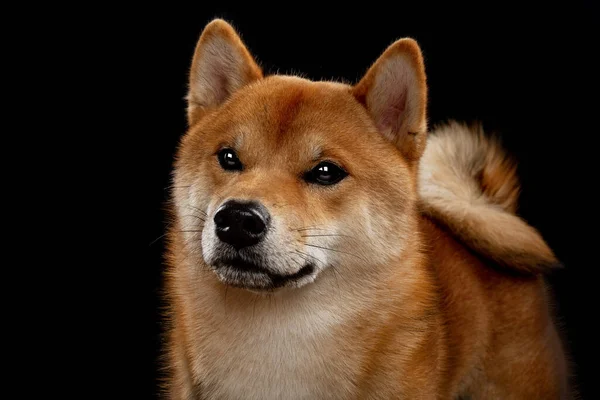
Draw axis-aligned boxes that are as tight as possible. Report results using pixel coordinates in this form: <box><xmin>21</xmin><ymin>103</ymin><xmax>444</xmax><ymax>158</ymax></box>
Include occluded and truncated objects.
<box><xmin>172</xmin><ymin>19</ymin><xmax>428</xmax><ymax>291</ymax></box>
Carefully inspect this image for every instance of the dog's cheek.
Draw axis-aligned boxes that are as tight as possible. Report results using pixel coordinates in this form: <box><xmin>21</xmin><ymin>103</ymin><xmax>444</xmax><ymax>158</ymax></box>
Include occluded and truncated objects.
<box><xmin>201</xmin><ymin>223</ymin><xmax>218</xmax><ymax>265</ymax></box>
<box><xmin>172</xmin><ymin>156</ymin><xmax>219</xmax><ymax>258</ymax></box>
<box><xmin>354</xmin><ymin>173</ymin><xmax>415</xmax><ymax>264</ymax></box>
<box><xmin>317</xmin><ymin>184</ymin><xmax>370</xmax><ymax>258</ymax></box>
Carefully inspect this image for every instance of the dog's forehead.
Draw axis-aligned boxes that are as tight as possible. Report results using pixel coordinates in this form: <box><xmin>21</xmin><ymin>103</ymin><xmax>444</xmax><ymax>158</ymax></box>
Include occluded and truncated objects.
<box><xmin>243</xmin><ymin>76</ymin><xmax>364</xmax><ymax>131</ymax></box>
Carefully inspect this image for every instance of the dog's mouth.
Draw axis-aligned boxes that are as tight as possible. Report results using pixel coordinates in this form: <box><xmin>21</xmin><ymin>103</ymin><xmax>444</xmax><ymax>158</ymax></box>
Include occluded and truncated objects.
<box><xmin>212</xmin><ymin>257</ymin><xmax>315</xmax><ymax>290</ymax></box>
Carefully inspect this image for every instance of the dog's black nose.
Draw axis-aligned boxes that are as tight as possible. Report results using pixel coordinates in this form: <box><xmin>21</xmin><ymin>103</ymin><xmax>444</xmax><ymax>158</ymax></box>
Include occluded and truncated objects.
<box><xmin>214</xmin><ymin>200</ymin><xmax>269</xmax><ymax>249</ymax></box>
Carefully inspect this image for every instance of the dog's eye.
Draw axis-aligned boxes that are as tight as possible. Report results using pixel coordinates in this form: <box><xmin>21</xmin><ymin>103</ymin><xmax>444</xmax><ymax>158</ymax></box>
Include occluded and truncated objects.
<box><xmin>217</xmin><ymin>148</ymin><xmax>243</xmax><ymax>171</ymax></box>
<box><xmin>304</xmin><ymin>162</ymin><xmax>348</xmax><ymax>186</ymax></box>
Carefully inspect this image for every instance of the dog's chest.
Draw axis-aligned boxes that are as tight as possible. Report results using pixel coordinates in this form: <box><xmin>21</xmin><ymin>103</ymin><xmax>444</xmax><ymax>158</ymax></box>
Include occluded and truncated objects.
<box><xmin>195</xmin><ymin>302</ymin><xmax>359</xmax><ymax>399</ymax></box>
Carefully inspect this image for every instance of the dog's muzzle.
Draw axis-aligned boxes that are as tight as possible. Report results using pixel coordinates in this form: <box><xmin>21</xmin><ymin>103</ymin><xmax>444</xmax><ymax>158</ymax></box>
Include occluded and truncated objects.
<box><xmin>209</xmin><ymin>199</ymin><xmax>314</xmax><ymax>290</ymax></box>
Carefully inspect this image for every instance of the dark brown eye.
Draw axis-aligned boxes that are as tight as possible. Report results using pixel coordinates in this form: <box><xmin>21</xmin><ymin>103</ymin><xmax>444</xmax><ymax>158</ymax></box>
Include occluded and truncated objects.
<box><xmin>304</xmin><ymin>161</ymin><xmax>348</xmax><ymax>185</ymax></box>
<box><xmin>217</xmin><ymin>148</ymin><xmax>243</xmax><ymax>171</ymax></box>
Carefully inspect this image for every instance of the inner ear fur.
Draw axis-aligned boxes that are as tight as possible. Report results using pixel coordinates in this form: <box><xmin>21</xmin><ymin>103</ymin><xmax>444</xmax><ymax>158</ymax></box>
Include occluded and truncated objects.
<box><xmin>353</xmin><ymin>38</ymin><xmax>428</xmax><ymax>162</ymax></box>
<box><xmin>187</xmin><ymin>19</ymin><xmax>262</xmax><ymax>125</ymax></box>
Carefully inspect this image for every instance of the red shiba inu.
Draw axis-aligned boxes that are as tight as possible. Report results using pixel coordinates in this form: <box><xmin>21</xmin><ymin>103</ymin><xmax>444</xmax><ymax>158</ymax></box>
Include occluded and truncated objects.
<box><xmin>164</xmin><ymin>19</ymin><xmax>571</xmax><ymax>399</ymax></box>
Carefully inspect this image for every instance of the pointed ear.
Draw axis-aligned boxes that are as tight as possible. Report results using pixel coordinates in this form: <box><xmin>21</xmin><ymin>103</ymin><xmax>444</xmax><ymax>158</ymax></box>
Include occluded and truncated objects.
<box><xmin>187</xmin><ymin>19</ymin><xmax>262</xmax><ymax>125</ymax></box>
<box><xmin>353</xmin><ymin>38</ymin><xmax>428</xmax><ymax>162</ymax></box>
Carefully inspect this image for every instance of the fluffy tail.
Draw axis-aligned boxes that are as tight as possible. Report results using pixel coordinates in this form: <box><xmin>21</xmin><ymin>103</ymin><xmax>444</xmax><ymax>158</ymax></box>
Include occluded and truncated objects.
<box><xmin>418</xmin><ymin>121</ymin><xmax>561</xmax><ymax>274</ymax></box>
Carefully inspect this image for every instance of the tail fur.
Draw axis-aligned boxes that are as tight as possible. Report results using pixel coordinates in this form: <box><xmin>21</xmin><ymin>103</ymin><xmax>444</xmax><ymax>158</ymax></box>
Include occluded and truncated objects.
<box><xmin>419</xmin><ymin>121</ymin><xmax>560</xmax><ymax>274</ymax></box>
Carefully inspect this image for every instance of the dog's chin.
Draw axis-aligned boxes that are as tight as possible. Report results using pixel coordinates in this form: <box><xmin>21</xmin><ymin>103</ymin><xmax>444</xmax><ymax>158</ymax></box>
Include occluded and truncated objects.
<box><xmin>210</xmin><ymin>257</ymin><xmax>316</xmax><ymax>291</ymax></box>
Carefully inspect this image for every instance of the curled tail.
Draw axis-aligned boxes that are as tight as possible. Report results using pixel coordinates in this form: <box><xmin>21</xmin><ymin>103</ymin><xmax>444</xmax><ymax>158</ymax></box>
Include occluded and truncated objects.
<box><xmin>419</xmin><ymin>121</ymin><xmax>561</xmax><ymax>274</ymax></box>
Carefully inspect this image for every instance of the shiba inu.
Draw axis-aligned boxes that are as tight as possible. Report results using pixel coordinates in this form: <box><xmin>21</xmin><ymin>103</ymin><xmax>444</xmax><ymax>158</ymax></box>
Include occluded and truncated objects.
<box><xmin>164</xmin><ymin>19</ymin><xmax>571</xmax><ymax>399</ymax></box>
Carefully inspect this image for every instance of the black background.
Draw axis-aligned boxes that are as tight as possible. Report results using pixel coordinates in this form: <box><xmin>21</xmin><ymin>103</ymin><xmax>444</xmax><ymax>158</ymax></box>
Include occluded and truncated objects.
<box><xmin>88</xmin><ymin>4</ymin><xmax>597</xmax><ymax>398</ymax></box>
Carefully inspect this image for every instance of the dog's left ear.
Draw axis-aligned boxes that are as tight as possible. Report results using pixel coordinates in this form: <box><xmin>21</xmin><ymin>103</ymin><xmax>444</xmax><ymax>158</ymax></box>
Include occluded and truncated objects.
<box><xmin>353</xmin><ymin>38</ymin><xmax>427</xmax><ymax>162</ymax></box>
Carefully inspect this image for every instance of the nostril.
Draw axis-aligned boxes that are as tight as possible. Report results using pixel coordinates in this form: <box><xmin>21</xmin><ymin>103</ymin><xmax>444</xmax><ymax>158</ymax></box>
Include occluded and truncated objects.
<box><xmin>213</xmin><ymin>209</ymin><xmax>229</xmax><ymax>230</ymax></box>
<box><xmin>242</xmin><ymin>213</ymin><xmax>266</xmax><ymax>235</ymax></box>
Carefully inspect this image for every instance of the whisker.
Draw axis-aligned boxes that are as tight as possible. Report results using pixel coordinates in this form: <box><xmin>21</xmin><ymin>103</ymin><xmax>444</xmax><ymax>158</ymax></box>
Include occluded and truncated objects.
<box><xmin>301</xmin><ymin>234</ymin><xmax>353</xmax><ymax>238</ymax></box>
<box><xmin>290</xmin><ymin>227</ymin><xmax>340</xmax><ymax>233</ymax></box>
<box><xmin>186</xmin><ymin>205</ymin><xmax>208</xmax><ymax>216</ymax></box>
<box><xmin>289</xmin><ymin>257</ymin><xmax>304</xmax><ymax>268</ymax></box>
<box><xmin>151</xmin><ymin>216</ymin><xmax>204</xmax><ymax>246</ymax></box>
<box><xmin>149</xmin><ymin>232</ymin><xmax>168</xmax><ymax>246</ymax></box>
<box><xmin>149</xmin><ymin>220</ymin><xmax>177</xmax><ymax>246</ymax></box>
<box><xmin>178</xmin><ymin>230</ymin><xmax>203</xmax><ymax>233</ymax></box>
<box><xmin>167</xmin><ymin>185</ymin><xmax>192</xmax><ymax>191</ymax></box>
<box><xmin>293</xmin><ymin>227</ymin><xmax>330</xmax><ymax>232</ymax></box>
<box><xmin>304</xmin><ymin>244</ymin><xmax>367</xmax><ymax>262</ymax></box>
<box><xmin>294</xmin><ymin>250</ymin><xmax>322</xmax><ymax>265</ymax></box>
<box><xmin>182</xmin><ymin>214</ymin><xmax>206</xmax><ymax>222</ymax></box>
<box><xmin>326</xmin><ymin>263</ymin><xmax>343</xmax><ymax>292</ymax></box>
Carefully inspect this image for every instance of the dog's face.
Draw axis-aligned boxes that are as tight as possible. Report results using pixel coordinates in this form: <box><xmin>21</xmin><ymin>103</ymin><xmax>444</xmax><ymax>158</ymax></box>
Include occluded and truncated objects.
<box><xmin>172</xmin><ymin>20</ymin><xmax>428</xmax><ymax>291</ymax></box>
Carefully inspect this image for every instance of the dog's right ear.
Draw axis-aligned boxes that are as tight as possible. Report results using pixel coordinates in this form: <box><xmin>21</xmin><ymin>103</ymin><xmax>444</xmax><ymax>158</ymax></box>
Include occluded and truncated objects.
<box><xmin>186</xmin><ymin>19</ymin><xmax>262</xmax><ymax>125</ymax></box>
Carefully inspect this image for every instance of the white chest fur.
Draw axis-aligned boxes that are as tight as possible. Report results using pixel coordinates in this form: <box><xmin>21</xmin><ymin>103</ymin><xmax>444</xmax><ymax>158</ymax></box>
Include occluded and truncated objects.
<box><xmin>190</xmin><ymin>289</ymin><xmax>364</xmax><ymax>400</ymax></box>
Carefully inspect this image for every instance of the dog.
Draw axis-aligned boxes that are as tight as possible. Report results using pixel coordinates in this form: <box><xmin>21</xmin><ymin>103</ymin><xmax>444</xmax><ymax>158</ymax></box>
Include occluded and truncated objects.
<box><xmin>163</xmin><ymin>19</ymin><xmax>571</xmax><ymax>399</ymax></box>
